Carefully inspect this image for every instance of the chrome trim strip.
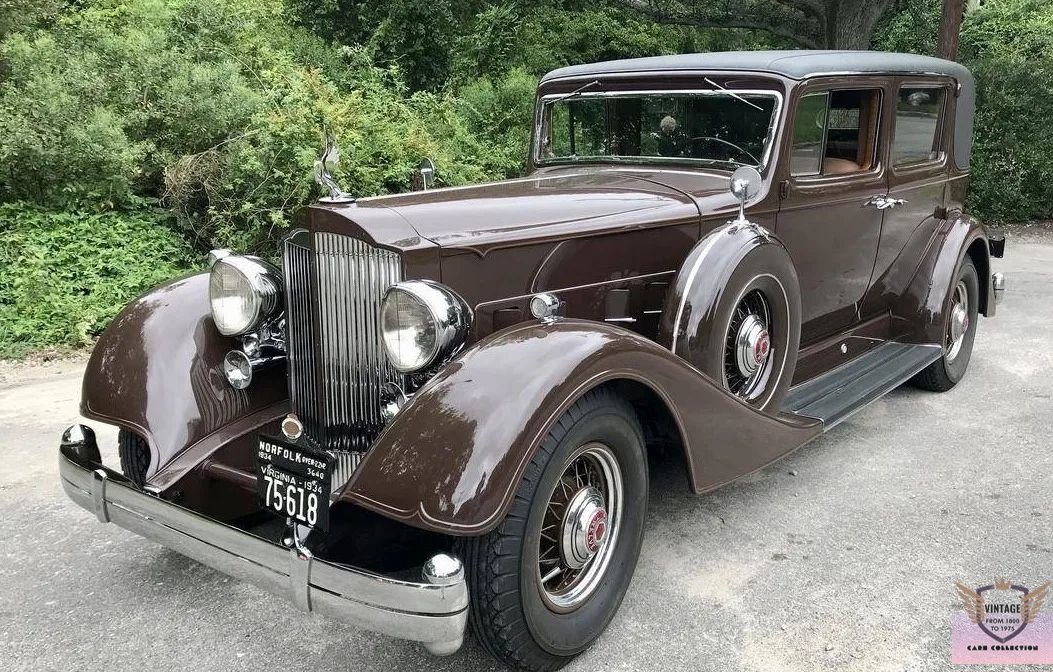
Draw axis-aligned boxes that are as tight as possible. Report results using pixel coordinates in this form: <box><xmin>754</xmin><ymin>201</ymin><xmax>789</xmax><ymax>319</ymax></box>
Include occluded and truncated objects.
<box><xmin>59</xmin><ymin>448</ymin><xmax>468</xmax><ymax>655</ymax></box>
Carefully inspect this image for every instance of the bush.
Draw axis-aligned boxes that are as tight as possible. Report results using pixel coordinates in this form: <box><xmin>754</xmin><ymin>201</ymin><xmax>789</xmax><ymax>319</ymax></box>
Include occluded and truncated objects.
<box><xmin>960</xmin><ymin>0</ymin><xmax>1053</xmax><ymax>222</ymax></box>
<box><xmin>454</xmin><ymin>69</ymin><xmax>538</xmax><ymax>177</ymax></box>
<box><xmin>873</xmin><ymin>0</ymin><xmax>1053</xmax><ymax>223</ymax></box>
<box><xmin>0</xmin><ymin>204</ymin><xmax>196</xmax><ymax>357</ymax></box>
<box><xmin>166</xmin><ymin>46</ymin><xmax>513</xmax><ymax>252</ymax></box>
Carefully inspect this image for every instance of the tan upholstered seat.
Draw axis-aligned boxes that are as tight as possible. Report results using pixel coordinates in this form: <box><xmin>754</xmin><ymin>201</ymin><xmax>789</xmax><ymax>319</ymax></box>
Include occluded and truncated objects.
<box><xmin>822</xmin><ymin>157</ymin><xmax>861</xmax><ymax>175</ymax></box>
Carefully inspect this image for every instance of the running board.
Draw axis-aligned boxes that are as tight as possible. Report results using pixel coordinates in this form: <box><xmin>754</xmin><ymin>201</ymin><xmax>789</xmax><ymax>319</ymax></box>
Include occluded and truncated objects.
<box><xmin>782</xmin><ymin>342</ymin><xmax>942</xmax><ymax>429</ymax></box>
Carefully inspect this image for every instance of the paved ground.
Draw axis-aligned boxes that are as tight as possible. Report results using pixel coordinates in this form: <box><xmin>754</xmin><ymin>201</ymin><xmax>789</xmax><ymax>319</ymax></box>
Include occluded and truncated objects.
<box><xmin>1</xmin><ymin>234</ymin><xmax>1050</xmax><ymax>672</ymax></box>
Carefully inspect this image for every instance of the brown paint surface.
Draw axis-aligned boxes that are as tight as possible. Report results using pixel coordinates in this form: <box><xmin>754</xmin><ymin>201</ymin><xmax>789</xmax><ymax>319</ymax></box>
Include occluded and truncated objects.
<box><xmin>78</xmin><ymin>68</ymin><xmax>992</xmax><ymax>536</ymax></box>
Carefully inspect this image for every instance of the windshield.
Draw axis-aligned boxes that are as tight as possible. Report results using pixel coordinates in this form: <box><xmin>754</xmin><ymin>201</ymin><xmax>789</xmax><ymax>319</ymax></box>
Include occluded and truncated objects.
<box><xmin>538</xmin><ymin>90</ymin><xmax>781</xmax><ymax>169</ymax></box>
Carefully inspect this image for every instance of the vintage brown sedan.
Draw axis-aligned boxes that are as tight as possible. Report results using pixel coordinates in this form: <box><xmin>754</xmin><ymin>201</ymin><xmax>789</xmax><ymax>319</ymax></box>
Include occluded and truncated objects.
<box><xmin>59</xmin><ymin>51</ymin><xmax>1005</xmax><ymax>670</ymax></box>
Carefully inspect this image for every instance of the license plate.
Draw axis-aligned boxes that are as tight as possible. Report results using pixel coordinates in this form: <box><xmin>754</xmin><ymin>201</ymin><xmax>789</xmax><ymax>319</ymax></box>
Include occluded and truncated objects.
<box><xmin>255</xmin><ymin>435</ymin><xmax>334</xmax><ymax>531</ymax></box>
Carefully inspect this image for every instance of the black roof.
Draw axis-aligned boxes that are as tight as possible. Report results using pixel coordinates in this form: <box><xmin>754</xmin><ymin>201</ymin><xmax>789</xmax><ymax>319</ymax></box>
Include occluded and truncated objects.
<box><xmin>541</xmin><ymin>50</ymin><xmax>976</xmax><ymax>171</ymax></box>
<box><xmin>540</xmin><ymin>50</ymin><xmax>972</xmax><ymax>84</ymax></box>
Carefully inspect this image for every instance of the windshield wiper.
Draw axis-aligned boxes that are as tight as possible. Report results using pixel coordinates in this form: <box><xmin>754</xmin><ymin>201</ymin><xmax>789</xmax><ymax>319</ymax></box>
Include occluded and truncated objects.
<box><xmin>552</xmin><ymin>80</ymin><xmax>601</xmax><ymax>104</ymax></box>
<box><xmin>704</xmin><ymin>77</ymin><xmax>764</xmax><ymax>112</ymax></box>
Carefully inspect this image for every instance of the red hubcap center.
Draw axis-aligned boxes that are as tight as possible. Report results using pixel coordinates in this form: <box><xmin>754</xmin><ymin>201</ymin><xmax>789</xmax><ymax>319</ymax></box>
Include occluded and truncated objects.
<box><xmin>753</xmin><ymin>330</ymin><xmax>770</xmax><ymax>363</ymax></box>
<box><xmin>585</xmin><ymin>509</ymin><xmax>607</xmax><ymax>553</ymax></box>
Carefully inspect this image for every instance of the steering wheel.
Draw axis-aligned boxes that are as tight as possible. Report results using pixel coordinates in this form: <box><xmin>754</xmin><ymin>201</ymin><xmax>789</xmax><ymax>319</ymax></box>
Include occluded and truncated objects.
<box><xmin>685</xmin><ymin>136</ymin><xmax>760</xmax><ymax>165</ymax></box>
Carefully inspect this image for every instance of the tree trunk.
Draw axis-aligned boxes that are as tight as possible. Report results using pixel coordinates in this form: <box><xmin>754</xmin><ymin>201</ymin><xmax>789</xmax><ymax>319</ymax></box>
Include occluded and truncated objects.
<box><xmin>826</xmin><ymin>0</ymin><xmax>896</xmax><ymax>49</ymax></box>
<box><xmin>937</xmin><ymin>0</ymin><xmax>966</xmax><ymax>61</ymax></box>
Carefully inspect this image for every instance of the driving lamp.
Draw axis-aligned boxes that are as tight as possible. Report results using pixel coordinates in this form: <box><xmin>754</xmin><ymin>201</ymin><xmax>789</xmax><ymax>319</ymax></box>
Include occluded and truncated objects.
<box><xmin>208</xmin><ymin>253</ymin><xmax>282</xmax><ymax>336</ymax></box>
<box><xmin>381</xmin><ymin>281</ymin><xmax>471</xmax><ymax>373</ymax></box>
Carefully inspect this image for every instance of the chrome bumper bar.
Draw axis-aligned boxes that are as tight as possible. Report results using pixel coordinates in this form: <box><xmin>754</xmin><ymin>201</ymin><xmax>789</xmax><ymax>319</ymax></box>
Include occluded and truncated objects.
<box><xmin>992</xmin><ymin>272</ymin><xmax>1006</xmax><ymax>305</ymax></box>
<box><xmin>58</xmin><ymin>426</ymin><xmax>468</xmax><ymax>656</ymax></box>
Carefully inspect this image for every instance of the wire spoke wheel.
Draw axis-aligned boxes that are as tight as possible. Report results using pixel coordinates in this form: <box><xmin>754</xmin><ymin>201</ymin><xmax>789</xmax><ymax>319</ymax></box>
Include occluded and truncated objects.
<box><xmin>945</xmin><ymin>280</ymin><xmax>970</xmax><ymax>363</ymax></box>
<box><xmin>535</xmin><ymin>442</ymin><xmax>622</xmax><ymax>612</ymax></box>
<box><xmin>723</xmin><ymin>289</ymin><xmax>773</xmax><ymax>399</ymax></box>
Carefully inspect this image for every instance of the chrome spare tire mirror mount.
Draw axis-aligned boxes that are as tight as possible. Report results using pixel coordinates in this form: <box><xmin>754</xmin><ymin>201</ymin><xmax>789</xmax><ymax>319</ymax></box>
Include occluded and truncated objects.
<box><xmin>728</xmin><ymin>165</ymin><xmax>762</xmax><ymax>226</ymax></box>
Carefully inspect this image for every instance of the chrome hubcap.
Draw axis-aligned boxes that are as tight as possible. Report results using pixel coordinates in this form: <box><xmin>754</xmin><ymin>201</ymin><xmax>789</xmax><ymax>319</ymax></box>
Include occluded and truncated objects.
<box><xmin>724</xmin><ymin>289</ymin><xmax>773</xmax><ymax>398</ymax></box>
<box><xmin>537</xmin><ymin>443</ymin><xmax>622</xmax><ymax>612</ymax></box>
<box><xmin>947</xmin><ymin>280</ymin><xmax>970</xmax><ymax>362</ymax></box>
<box><xmin>735</xmin><ymin>314</ymin><xmax>771</xmax><ymax>377</ymax></box>
<box><xmin>560</xmin><ymin>486</ymin><xmax>607</xmax><ymax>569</ymax></box>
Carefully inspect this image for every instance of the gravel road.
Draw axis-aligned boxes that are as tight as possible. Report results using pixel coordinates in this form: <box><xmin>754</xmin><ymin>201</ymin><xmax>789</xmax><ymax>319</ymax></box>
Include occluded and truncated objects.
<box><xmin>1</xmin><ymin>234</ymin><xmax>1050</xmax><ymax>672</ymax></box>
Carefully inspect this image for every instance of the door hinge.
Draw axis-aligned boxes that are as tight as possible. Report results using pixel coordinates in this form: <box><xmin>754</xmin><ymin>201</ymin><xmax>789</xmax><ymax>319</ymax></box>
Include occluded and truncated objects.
<box><xmin>779</xmin><ymin>180</ymin><xmax>790</xmax><ymax>200</ymax></box>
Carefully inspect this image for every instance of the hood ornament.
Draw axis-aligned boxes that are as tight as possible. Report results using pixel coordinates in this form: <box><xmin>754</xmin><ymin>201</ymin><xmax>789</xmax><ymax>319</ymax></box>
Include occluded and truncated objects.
<box><xmin>314</xmin><ymin>131</ymin><xmax>355</xmax><ymax>204</ymax></box>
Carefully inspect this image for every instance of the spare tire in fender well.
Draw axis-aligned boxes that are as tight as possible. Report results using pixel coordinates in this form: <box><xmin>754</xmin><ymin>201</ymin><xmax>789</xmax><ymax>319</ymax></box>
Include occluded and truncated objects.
<box><xmin>657</xmin><ymin>222</ymin><xmax>802</xmax><ymax>409</ymax></box>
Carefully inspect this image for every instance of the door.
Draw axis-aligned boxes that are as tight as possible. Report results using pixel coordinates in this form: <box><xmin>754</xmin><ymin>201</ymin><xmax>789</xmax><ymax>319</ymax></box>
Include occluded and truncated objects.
<box><xmin>776</xmin><ymin>81</ymin><xmax>888</xmax><ymax>345</ymax></box>
<box><xmin>861</xmin><ymin>78</ymin><xmax>955</xmax><ymax>320</ymax></box>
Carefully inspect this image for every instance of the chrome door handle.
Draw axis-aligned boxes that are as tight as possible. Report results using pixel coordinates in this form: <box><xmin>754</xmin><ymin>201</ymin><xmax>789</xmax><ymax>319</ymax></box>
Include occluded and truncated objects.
<box><xmin>865</xmin><ymin>195</ymin><xmax>907</xmax><ymax>210</ymax></box>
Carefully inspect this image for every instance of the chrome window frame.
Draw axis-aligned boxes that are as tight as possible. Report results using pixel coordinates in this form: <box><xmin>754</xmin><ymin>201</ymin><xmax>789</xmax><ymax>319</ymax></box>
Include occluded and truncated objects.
<box><xmin>533</xmin><ymin>88</ymin><xmax>785</xmax><ymax>172</ymax></box>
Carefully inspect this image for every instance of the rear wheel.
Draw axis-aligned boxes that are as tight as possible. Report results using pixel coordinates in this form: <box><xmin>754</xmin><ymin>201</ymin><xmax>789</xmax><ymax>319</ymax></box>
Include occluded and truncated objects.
<box><xmin>463</xmin><ymin>390</ymin><xmax>647</xmax><ymax>671</ymax></box>
<box><xmin>913</xmin><ymin>257</ymin><xmax>979</xmax><ymax>391</ymax></box>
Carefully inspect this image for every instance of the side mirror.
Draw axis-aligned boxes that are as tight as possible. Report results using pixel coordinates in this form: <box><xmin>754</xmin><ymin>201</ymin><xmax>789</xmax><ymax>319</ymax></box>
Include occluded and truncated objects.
<box><xmin>729</xmin><ymin>166</ymin><xmax>762</xmax><ymax>224</ymax></box>
<box><xmin>413</xmin><ymin>158</ymin><xmax>436</xmax><ymax>191</ymax></box>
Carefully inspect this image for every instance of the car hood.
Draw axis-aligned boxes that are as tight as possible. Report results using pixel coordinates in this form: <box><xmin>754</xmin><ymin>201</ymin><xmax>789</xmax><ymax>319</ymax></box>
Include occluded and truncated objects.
<box><xmin>349</xmin><ymin>168</ymin><xmax>724</xmax><ymax>251</ymax></box>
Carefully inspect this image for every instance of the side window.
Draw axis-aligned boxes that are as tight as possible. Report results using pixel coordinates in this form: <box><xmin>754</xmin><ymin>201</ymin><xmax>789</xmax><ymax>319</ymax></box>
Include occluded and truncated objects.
<box><xmin>790</xmin><ymin>92</ymin><xmax>828</xmax><ymax>176</ymax></box>
<box><xmin>791</xmin><ymin>88</ymin><xmax>882</xmax><ymax>178</ymax></box>
<box><xmin>892</xmin><ymin>86</ymin><xmax>946</xmax><ymax>166</ymax></box>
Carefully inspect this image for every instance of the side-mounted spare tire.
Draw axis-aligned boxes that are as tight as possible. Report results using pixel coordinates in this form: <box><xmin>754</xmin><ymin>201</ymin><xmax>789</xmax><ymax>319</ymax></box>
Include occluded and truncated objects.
<box><xmin>659</xmin><ymin>222</ymin><xmax>802</xmax><ymax>411</ymax></box>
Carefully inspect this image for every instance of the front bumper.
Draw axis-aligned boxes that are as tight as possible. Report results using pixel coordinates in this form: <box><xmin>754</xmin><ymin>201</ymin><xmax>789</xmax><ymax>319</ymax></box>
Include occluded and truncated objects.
<box><xmin>58</xmin><ymin>426</ymin><xmax>468</xmax><ymax>656</ymax></box>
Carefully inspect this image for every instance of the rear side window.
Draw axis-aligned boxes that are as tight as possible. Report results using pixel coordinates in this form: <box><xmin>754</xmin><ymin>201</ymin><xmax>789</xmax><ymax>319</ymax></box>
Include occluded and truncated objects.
<box><xmin>892</xmin><ymin>86</ymin><xmax>947</xmax><ymax>166</ymax></box>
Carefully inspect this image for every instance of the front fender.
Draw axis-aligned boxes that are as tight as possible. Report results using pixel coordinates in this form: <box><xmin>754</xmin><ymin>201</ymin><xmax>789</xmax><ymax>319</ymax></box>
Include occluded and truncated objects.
<box><xmin>81</xmin><ymin>273</ymin><xmax>288</xmax><ymax>483</ymax></box>
<box><xmin>338</xmin><ymin>319</ymin><xmax>820</xmax><ymax>536</ymax></box>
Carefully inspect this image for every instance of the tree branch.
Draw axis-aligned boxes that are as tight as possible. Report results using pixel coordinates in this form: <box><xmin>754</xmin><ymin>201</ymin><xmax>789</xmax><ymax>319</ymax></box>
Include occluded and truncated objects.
<box><xmin>617</xmin><ymin>0</ymin><xmax>823</xmax><ymax>47</ymax></box>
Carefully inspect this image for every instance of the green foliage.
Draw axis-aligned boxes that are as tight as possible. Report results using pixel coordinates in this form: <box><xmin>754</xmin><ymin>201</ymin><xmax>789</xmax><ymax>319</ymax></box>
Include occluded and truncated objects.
<box><xmin>0</xmin><ymin>204</ymin><xmax>196</xmax><ymax>357</ymax></box>
<box><xmin>872</xmin><ymin>0</ymin><xmax>1053</xmax><ymax>223</ymax></box>
<box><xmin>960</xmin><ymin>0</ymin><xmax>1053</xmax><ymax>222</ymax></box>
<box><xmin>872</xmin><ymin>0</ymin><xmax>940</xmax><ymax>54</ymax></box>
<box><xmin>166</xmin><ymin>46</ymin><xmax>514</xmax><ymax>252</ymax></box>
<box><xmin>0</xmin><ymin>0</ymin><xmax>266</xmax><ymax>210</ymax></box>
<box><xmin>369</xmin><ymin>1</ymin><xmax>458</xmax><ymax>91</ymax></box>
<box><xmin>1</xmin><ymin>0</ymin><xmax>1050</xmax><ymax>355</ymax></box>
<box><xmin>454</xmin><ymin>69</ymin><xmax>538</xmax><ymax>177</ymax></box>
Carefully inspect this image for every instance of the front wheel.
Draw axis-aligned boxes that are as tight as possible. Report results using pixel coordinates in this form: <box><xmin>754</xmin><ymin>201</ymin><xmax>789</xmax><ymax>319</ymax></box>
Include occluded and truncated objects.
<box><xmin>463</xmin><ymin>389</ymin><xmax>647</xmax><ymax>671</ymax></box>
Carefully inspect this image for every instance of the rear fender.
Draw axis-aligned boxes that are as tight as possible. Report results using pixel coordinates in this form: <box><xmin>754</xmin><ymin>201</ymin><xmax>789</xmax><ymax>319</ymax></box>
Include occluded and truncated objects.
<box><xmin>893</xmin><ymin>213</ymin><xmax>989</xmax><ymax>344</ymax></box>
<box><xmin>339</xmin><ymin>320</ymin><xmax>820</xmax><ymax>536</ymax></box>
<box><xmin>81</xmin><ymin>273</ymin><xmax>288</xmax><ymax>485</ymax></box>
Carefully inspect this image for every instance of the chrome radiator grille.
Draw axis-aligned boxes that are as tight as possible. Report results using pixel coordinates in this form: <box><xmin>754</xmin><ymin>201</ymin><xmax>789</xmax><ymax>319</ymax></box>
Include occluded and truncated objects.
<box><xmin>282</xmin><ymin>231</ymin><xmax>402</xmax><ymax>474</ymax></box>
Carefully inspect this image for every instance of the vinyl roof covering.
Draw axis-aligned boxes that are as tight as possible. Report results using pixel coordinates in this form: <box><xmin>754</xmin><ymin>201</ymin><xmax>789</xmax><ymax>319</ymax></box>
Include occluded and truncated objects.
<box><xmin>541</xmin><ymin>50</ymin><xmax>976</xmax><ymax>170</ymax></box>
<box><xmin>540</xmin><ymin>50</ymin><xmax>972</xmax><ymax>84</ymax></box>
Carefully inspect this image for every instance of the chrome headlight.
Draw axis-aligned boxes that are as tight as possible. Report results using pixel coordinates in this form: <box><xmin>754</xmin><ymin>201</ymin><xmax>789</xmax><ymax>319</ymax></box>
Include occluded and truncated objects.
<box><xmin>208</xmin><ymin>254</ymin><xmax>282</xmax><ymax>336</ymax></box>
<box><xmin>381</xmin><ymin>281</ymin><xmax>471</xmax><ymax>373</ymax></box>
